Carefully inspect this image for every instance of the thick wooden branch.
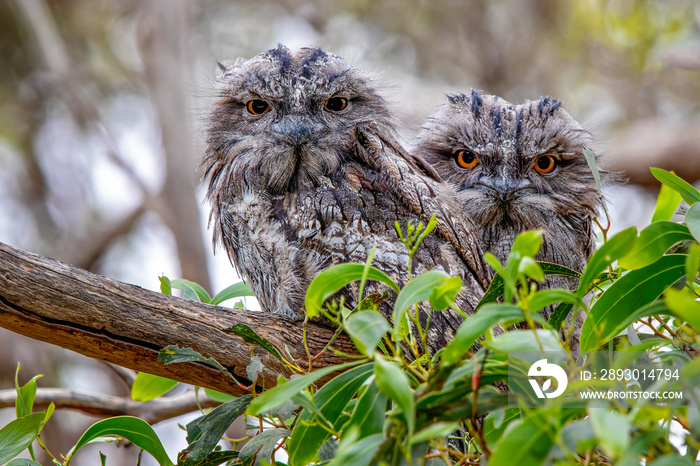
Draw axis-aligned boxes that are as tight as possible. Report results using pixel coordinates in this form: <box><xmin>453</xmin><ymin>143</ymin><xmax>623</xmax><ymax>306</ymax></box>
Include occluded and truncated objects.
<box><xmin>0</xmin><ymin>242</ymin><xmax>356</xmax><ymax>397</ymax></box>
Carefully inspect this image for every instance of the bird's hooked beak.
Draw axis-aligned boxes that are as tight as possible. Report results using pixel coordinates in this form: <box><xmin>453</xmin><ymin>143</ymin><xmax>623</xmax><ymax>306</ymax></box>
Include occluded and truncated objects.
<box><xmin>477</xmin><ymin>176</ymin><xmax>533</xmax><ymax>202</ymax></box>
<box><xmin>270</xmin><ymin>115</ymin><xmax>324</xmax><ymax>146</ymax></box>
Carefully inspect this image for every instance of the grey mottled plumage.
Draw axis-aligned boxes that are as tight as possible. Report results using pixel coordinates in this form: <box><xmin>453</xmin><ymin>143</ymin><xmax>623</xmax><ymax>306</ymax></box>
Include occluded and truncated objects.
<box><xmin>416</xmin><ymin>90</ymin><xmax>604</xmax><ymax>353</ymax></box>
<box><xmin>203</xmin><ymin>46</ymin><xmax>488</xmax><ymax>351</ymax></box>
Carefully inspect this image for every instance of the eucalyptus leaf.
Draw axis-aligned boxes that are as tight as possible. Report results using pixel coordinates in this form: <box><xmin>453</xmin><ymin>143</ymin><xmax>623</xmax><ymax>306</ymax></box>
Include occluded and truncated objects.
<box><xmin>224</xmin><ymin>324</ymin><xmax>284</xmax><ymax>362</ymax></box>
<box><xmin>429</xmin><ymin>275</ymin><xmax>462</xmax><ymax>311</ymax></box>
<box><xmin>577</xmin><ymin>227</ymin><xmax>637</xmax><ymax>297</ymax></box>
<box><xmin>374</xmin><ymin>355</ymin><xmax>415</xmax><ymax>436</ymax></box>
<box><xmin>14</xmin><ymin>365</ymin><xmax>41</xmax><ymax>419</ymax></box>
<box><xmin>408</xmin><ymin>422</ymin><xmax>460</xmax><ymax>446</ymax></box>
<box><xmin>66</xmin><ymin>416</ymin><xmax>174</xmax><ymax>466</ymax></box>
<box><xmin>248</xmin><ymin>360</ymin><xmax>365</xmax><ymax>415</ymax></box>
<box><xmin>526</xmin><ymin>289</ymin><xmax>586</xmax><ymax>313</ymax></box>
<box><xmin>589</xmin><ymin>405</ymin><xmax>630</xmax><ymax>459</ymax></box>
<box><xmin>486</xmin><ymin>329</ymin><xmax>564</xmax><ymax>354</ymax></box>
<box><xmin>345</xmin><ymin>381</ymin><xmax>388</xmax><ymax>438</ymax></box>
<box><xmin>239</xmin><ymin>429</ymin><xmax>290</xmax><ymax>466</ymax></box>
<box><xmin>183</xmin><ymin>396</ymin><xmax>252</xmax><ymax>465</ymax></box>
<box><xmin>651</xmin><ymin>180</ymin><xmax>683</xmax><ymax>223</ymax></box>
<box><xmin>345</xmin><ymin>312</ymin><xmax>391</xmax><ymax>357</ymax></box>
<box><xmin>305</xmin><ymin>263</ymin><xmax>399</xmax><ymax>318</ymax></box>
<box><xmin>580</xmin><ymin>254</ymin><xmax>687</xmax><ymax>352</ymax></box>
<box><xmin>442</xmin><ymin>304</ymin><xmax>523</xmax><ymax>365</ymax></box>
<box><xmin>664</xmin><ymin>287</ymin><xmax>700</xmax><ymax>331</ymax></box>
<box><xmin>211</xmin><ymin>282</ymin><xmax>254</xmax><ymax>305</ymax></box>
<box><xmin>0</xmin><ymin>413</ymin><xmax>45</xmax><ymax>464</ymax></box>
<box><xmin>287</xmin><ymin>363</ymin><xmax>374</xmax><ymax>465</ymax></box>
<box><xmin>393</xmin><ymin>270</ymin><xmax>451</xmax><ymax>342</ymax></box>
<box><xmin>489</xmin><ymin>415</ymin><xmax>555</xmax><ymax>466</ymax></box>
<box><xmin>619</xmin><ymin>222</ymin><xmax>693</xmax><ymax>270</ymax></box>
<box><xmin>131</xmin><ymin>373</ymin><xmax>178</xmax><ymax>402</ymax></box>
<box><xmin>158</xmin><ymin>346</ymin><xmax>231</xmax><ymax>375</ymax></box>
<box><xmin>170</xmin><ymin>278</ymin><xmax>211</xmax><ymax>303</ymax></box>
<box><xmin>686</xmin><ymin>202</ymin><xmax>700</xmax><ymax>242</ymax></box>
<box><xmin>327</xmin><ymin>432</ymin><xmax>384</xmax><ymax>466</ymax></box>
<box><xmin>650</xmin><ymin>167</ymin><xmax>700</xmax><ymax>205</ymax></box>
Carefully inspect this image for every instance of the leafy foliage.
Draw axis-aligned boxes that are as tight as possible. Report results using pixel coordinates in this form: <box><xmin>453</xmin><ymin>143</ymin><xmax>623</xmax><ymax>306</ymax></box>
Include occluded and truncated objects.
<box><xmin>1</xmin><ymin>168</ymin><xmax>700</xmax><ymax>465</ymax></box>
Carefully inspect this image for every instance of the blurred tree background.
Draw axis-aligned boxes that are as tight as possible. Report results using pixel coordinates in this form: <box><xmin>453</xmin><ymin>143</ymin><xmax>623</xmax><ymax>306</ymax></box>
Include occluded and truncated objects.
<box><xmin>0</xmin><ymin>0</ymin><xmax>698</xmax><ymax>463</ymax></box>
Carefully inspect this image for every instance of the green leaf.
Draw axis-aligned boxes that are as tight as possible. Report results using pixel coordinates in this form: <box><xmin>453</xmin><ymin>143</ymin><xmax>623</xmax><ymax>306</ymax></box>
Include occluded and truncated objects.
<box><xmin>511</xmin><ymin>230</ymin><xmax>543</xmax><ymax>259</ymax></box>
<box><xmin>577</xmin><ymin>226</ymin><xmax>638</xmax><ymax>296</ymax></box>
<box><xmin>239</xmin><ymin>429</ymin><xmax>291</xmax><ymax>466</ymax></box>
<box><xmin>476</xmin><ymin>274</ymin><xmax>505</xmax><ymax>311</ymax></box>
<box><xmin>66</xmin><ymin>416</ymin><xmax>173</xmax><ymax>466</ymax></box>
<box><xmin>393</xmin><ymin>270</ymin><xmax>451</xmax><ymax>342</ymax></box>
<box><xmin>158</xmin><ymin>346</ymin><xmax>231</xmax><ymax>375</ymax></box>
<box><xmin>589</xmin><ymin>406</ymin><xmax>630</xmax><ymax>459</ymax></box>
<box><xmin>408</xmin><ymin>422</ymin><xmax>460</xmax><ymax>446</ymax></box>
<box><xmin>345</xmin><ymin>381</ymin><xmax>388</xmax><ymax>438</ymax></box>
<box><xmin>131</xmin><ymin>373</ymin><xmax>178</xmax><ymax>402</ymax></box>
<box><xmin>211</xmin><ymin>282</ymin><xmax>254</xmax><ymax>305</ymax></box>
<box><xmin>537</xmin><ymin>262</ymin><xmax>582</xmax><ymax>279</ymax></box>
<box><xmin>476</xmin><ymin>263</ymin><xmax>579</xmax><ymax>311</ymax></box>
<box><xmin>374</xmin><ymin>355</ymin><xmax>415</xmax><ymax>436</ymax></box>
<box><xmin>526</xmin><ymin>290</ymin><xmax>586</xmax><ymax>313</ymax></box>
<box><xmin>305</xmin><ymin>263</ymin><xmax>399</xmax><ymax>318</ymax></box>
<box><xmin>288</xmin><ymin>363</ymin><xmax>374</xmax><ymax>466</ymax></box>
<box><xmin>651</xmin><ymin>180</ymin><xmax>683</xmax><ymax>223</ymax></box>
<box><xmin>0</xmin><ymin>413</ymin><xmax>45</xmax><ymax>464</ymax></box>
<box><xmin>6</xmin><ymin>459</ymin><xmax>43</xmax><ymax>466</ymax></box>
<box><xmin>648</xmin><ymin>454</ymin><xmax>693</xmax><ymax>466</ymax></box>
<box><xmin>593</xmin><ymin>300</ymin><xmax>671</xmax><ymax>352</ymax></box>
<box><xmin>650</xmin><ymin>167</ymin><xmax>700</xmax><ymax>205</ymax></box>
<box><xmin>664</xmin><ymin>287</ymin><xmax>700</xmax><ymax>331</ymax></box>
<box><xmin>518</xmin><ymin>257</ymin><xmax>544</xmax><ymax>282</ymax></box>
<box><xmin>14</xmin><ymin>365</ymin><xmax>41</xmax><ymax>418</ymax></box>
<box><xmin>484</xmin><ymin>252</ymin><xmax>504</xmax><ymax>274</ymax></box>
<box><xmin>619</xmin><ymin>222</ymin><xmax>693</xmax><ymax>270</ymax></box>
<box><xmin>345</xmin><ymin>312</ymin><xmax>391</xmax><ymax>357</ymax></box>
<box><xmin>170</xmin><ymin>279</ymin><xmax>211</xmax><ymax>303</ymax></box>
<box><xmin>183</xmin><ymin>451</ymin><xmax>239</xmax><ymax>466</ymax></box>
<box><xmin>203</xmin><ymin>389</ymin><xmax>237</xmax><ymax>404</ymax></box>
<box><xmin>223</xmin><ymin>324</ymin><xmax>284</xmax><ymax>362</ymax></box>
<box><xmin>327</xmin><ymin>432</ymin><xmax>383</xmax><ymax>466</ymax></box>
<box><xmin>580</xmin><ymin>254</ymin><xmax>687</xmax><ymax>352</ymax></box>
<box><xmin>583</xmin><ymin>148</ymin><xmax>610</xmax><ymax>223</ymax></box>
<box><xmin>687</xmin><ymin>202</ymin><xmax>700</xmax><ymax>242</ymax></box>
<box><xmin>687</xmin><ymin>243</ymin><xmax>700</xmax><ymax>284</ymax></box>
<box><xmin>358</xmin><ymin>247</ymin><xmax>377</xmax><ymax>303</ymax></box>
<box><xmin>159</xmin><ymin>275</ymin><xmax>172</xmax><ymax>295</ymax></box>
<box><xmin>486</xmin><ymin>329</ymin><xmax>565</xmax><ymax>353</ymax></box>
<box><xmin>429</xmin><ymin>275</ymin><xmax>462</xmax><ymax>311</ymax></box>
<box><xmin>484</xmin><ymin>408</ymin><xmax>521</xmax><ymax>445</ymax></box>
<box><xmin>548</xmin><ymin>302</ymin><xmax>573</xmax><ymax>330</ymax></box>
<box><xmin>183</xmin><ymin>396</ymin><xmax>252</xmax><ymax>464</ymax></box>
<box><xmin>248</xmin><ymin>360</ymin><xmax>365</xmax><ymax>415</ymax></box>
<box><xmin>442</xmin><ymin>304</ymin><xmax>524</xmax><ymax>365</ymax></box>
<box><xmin>489</xmin><ymin>415</ymin><xmax>555</xmax><ymax>466</ymax></box>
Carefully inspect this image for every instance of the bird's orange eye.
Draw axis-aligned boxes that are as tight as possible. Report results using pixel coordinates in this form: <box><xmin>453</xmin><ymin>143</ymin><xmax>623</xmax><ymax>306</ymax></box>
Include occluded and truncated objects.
<box><xmin>246</xmin><ymin>100</ymin><xmax>270</xmax><ymax>115</ymax></box>
<box><xmin>455</xmin><ymin>149</ymin><xmax>479</xmax><ymax>169</ymax></box>
<box><xmin>533</xmin><ymin>154</ymin><xmax>558</xmax><ymax>174</ymax></box>
<box><xmin>325</xmin><ymin>97</ymin><xmax>348</xmax><ymax>112</ymax></box>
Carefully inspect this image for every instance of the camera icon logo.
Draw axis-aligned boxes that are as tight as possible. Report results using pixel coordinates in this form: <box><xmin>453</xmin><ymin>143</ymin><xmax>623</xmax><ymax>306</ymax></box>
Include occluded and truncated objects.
<box><xmin>528</xmin><ymin>358</ymin><xmax>568</xmax><ymax>399</ymax></box>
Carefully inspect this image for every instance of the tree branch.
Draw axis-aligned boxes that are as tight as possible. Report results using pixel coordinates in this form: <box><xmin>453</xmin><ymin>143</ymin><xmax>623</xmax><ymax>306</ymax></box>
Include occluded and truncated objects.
<box><xmin>0</xmin><ymin>242</ymin><xmax>357</xmax><ymax>397</ymax></box>
<box><xmin>0</xmin><ymin>388</ymin><xmax>219</xmax><ymax>424</ymax></box>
